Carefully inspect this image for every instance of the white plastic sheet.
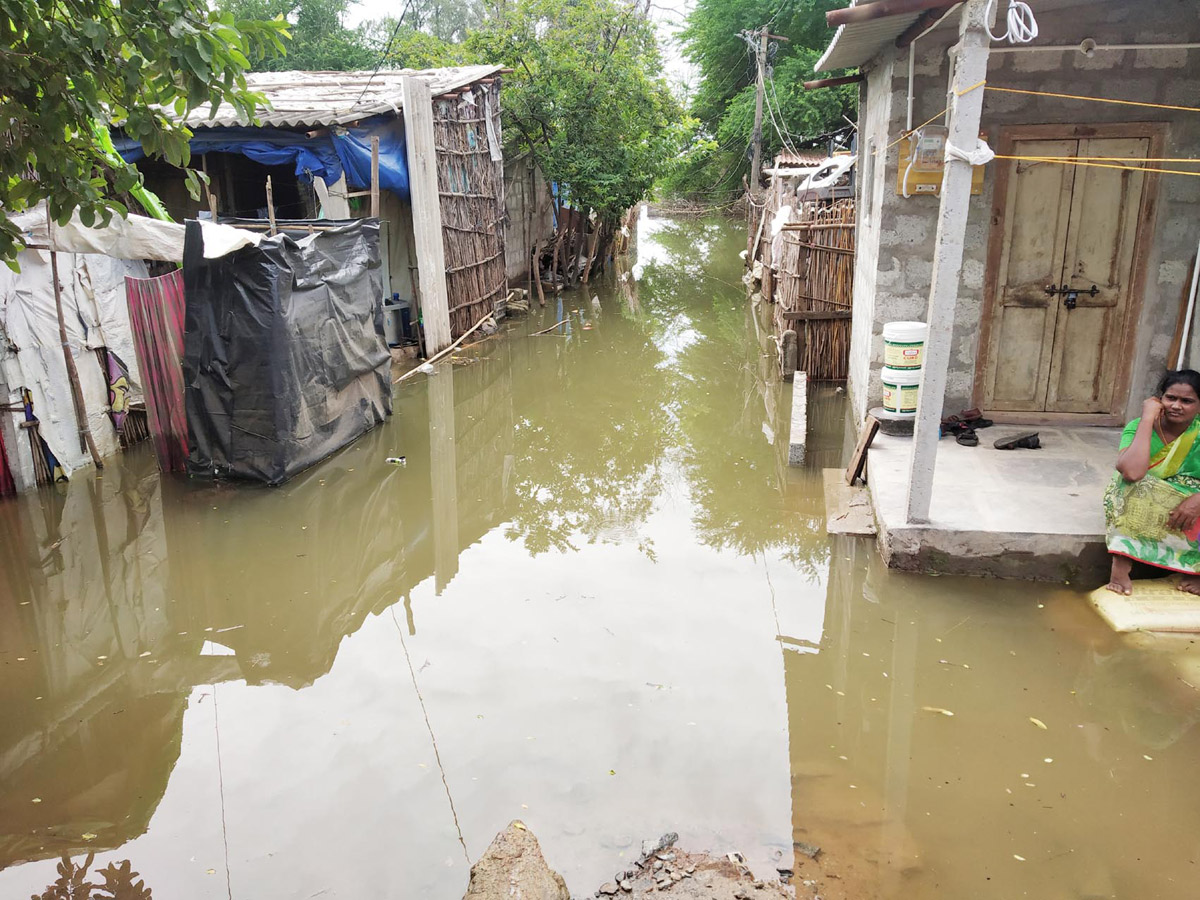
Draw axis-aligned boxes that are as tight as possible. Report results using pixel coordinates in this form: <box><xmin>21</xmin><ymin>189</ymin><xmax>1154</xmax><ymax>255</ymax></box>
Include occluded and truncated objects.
<box><xmin>12</xmin><ymin>205</ymin><xmax>185</xmax><ymax>262</ymax></box>
<box><xmin>0</xmin><ymin>249</ymin><xmax>148</xmax><ymax>475</ymax></box>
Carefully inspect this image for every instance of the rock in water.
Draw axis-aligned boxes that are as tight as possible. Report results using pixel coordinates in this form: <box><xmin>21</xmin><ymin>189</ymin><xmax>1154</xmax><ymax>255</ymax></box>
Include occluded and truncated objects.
<box><xmin>463</xmin><ymin>821</ymin><xmax>570</xmax><ymax>900</ymax></box>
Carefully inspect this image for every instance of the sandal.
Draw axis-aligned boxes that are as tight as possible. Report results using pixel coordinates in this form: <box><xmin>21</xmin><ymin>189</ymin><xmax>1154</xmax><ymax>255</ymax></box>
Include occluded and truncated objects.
<box><xmin>956</xmin><ymin>428</ymin><xmax>979</xmax><ymax>447</ymax></box>
<box><xmin>994</xmin><ymin>431</ymin><xmax>1041</xmax><ymax>450</ymax></box>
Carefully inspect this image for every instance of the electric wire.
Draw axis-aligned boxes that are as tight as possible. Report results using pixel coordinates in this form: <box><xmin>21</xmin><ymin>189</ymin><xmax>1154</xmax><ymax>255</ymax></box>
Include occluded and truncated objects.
<box><xmin>350</xmin><ymin>0</ymin><xmax>416</xmax><ymax>111</ymax></box>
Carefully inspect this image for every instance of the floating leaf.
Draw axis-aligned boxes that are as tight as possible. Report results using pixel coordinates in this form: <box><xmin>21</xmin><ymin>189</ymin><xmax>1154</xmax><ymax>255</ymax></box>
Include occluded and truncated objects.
<box><xmin>1029</xmin><ymin>717</ymin><xmax>1047</xmax><ymax>730</ymax></box>
<box><xmin>921</xmin><ymin>706</ymin><xmax>955</xmax><ymax>716</ymax></box>
<box><xmin>82</xmin><ymin>833</ymin><xmax>97</xmax><ymax>841</ymax></box>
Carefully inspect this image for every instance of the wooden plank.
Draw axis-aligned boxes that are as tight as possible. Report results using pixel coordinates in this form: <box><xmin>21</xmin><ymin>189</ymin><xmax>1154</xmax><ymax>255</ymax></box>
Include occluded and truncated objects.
<box><xmin>1089</xmin><ymin>578</ymin><xmax>1200</xmax><ymax>634</ymax></box>
<box><xmin>846</xmin><ymin>415</ymin><xmax>880</xmax><ymax>486</ymax></box>
<box><xmin>823</xmin><ymin>468</ymin><xmax>877</xmax><ymax>536</ymax></box>
<box><xmin>782</xmin><ymin>309</ymin><xmax>853</xmax><ymax>321</ymax></box>
<box><xmin>401</xmin><ymin>75</ymin><xmax>452</xmax><ymax>354</ymax></box>
<box><xmin>265</xmin><ymin>175</ymin><xmax>277</xmax><ymax>235</ymax></box>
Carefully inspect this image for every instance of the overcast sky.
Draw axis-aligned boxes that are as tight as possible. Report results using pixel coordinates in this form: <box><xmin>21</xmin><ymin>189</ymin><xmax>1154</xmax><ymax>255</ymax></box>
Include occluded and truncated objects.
<box><xmin>345</xmin><ymin>0</ymin><xmax>698</xmax><ymax>94</ymax></box>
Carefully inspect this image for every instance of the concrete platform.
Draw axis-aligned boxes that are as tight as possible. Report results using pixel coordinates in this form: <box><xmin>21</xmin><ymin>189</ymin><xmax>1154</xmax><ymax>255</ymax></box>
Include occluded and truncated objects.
<box><xmin>866</xmin><ymin>426</ymin><xmax>1120</xmax><ymax>582</ymax></box>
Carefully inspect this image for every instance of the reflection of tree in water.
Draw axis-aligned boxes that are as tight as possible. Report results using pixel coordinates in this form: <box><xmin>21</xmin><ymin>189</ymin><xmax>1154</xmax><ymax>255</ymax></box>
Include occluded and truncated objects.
<box><xmin>503</xmin><ymin>306</ymin><xmax>677</xmax><ymax>555</ymax></box>
<box><xmin>32</xmin><ymin>854</ymin><xmax>151</xmax><ymax>900</ymax></box>
<box><xmin>639</xmin><ymin>217</ymin><xmax>830</xmax><ymax>574</ymax></box>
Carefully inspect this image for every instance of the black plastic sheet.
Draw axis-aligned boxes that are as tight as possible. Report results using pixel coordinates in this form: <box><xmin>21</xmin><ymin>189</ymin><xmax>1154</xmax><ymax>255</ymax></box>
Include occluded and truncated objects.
<box><xmin>182</xmin><ymin>219</ymin><xmax>391</xmax><ymax>485</ymax></box>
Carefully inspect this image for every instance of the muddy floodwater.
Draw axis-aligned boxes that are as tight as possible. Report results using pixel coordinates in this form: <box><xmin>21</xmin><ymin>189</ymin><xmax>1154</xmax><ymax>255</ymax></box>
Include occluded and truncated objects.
<box><xmin>4</xmin><ymin>213</ymin><xmax>1200</xmax><ymax>900</ymax></box>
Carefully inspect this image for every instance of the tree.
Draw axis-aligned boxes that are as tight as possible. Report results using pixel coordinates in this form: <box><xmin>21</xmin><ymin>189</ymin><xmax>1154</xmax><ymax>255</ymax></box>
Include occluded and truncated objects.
<box><xmin>465</xmin><ymin>0</ymin><xmax>690</xmax><ymax>226</ymax></box>
<box><xmin>0</xmin><ymin>0</ymin><xmax>287</xmax><ymax>265</ymax></box>
<box><xmin>221</xmin><ymin>0</ymin><xmax>377</xmax><ymax>71</ymax></box>
<box><xmin>667</xmin><ymin>0</ymin><xmax>857</xmax><ymax>199</ymax></box>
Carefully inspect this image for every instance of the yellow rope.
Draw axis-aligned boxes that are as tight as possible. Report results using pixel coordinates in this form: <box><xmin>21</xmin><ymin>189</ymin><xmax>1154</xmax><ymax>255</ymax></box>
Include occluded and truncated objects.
<box><xmin>985</xmin><ymin>85</ymin><xmax>1200</xmax><ymax>114</ymax></box>
<box><xmin>879</xmin><ymin>80</ymin><xmax>988</xmax><ymax>156</ymax></box>
<box><xmin>994</xmin><ymin>154</ymin><xmax>1200</xmax><ymax>178</ymax></box>
<box><xmin>998</xmin><ymin>156</ymin><xmax>1200</xmax><ymax>164</ymax></box>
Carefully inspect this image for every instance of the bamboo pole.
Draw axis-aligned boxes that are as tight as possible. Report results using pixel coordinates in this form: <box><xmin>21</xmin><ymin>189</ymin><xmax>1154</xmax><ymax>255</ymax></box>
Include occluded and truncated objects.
<box><xmin>49</xmin><ymin>249</ymin><xmax>103</xmax><ymax>468</ymax></box>
<box><xmin>393</xmin><ymin>311</ymin><xmax>495</xmax><ymax>384</ymax></box>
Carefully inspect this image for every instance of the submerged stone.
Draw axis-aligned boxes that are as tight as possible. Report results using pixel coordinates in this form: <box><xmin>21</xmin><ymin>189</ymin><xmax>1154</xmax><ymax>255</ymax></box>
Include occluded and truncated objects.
<box><xmin>463</xmin><ymin>820</ymin><xmax>570</xmax><ymax>900</ymax></box>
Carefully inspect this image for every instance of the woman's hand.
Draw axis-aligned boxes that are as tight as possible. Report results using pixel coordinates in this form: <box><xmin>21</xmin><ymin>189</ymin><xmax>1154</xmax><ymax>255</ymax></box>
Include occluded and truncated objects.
<box><xmin>1142</xmin><ymin>396</ymin><xmax>1165</xmax><ymax>424</ymax></box>
<box><xmin>1168</xmin><ymin>494</ymin><xmax>1200</xmax><ymax>532</ymax></box>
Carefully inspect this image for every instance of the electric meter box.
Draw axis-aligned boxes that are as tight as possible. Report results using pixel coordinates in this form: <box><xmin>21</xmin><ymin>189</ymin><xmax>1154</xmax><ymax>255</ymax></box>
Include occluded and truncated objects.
<box><xmin>896</xmin><ymin>126</ymin><xmax>987</xmax><ymax>196</ymax></box>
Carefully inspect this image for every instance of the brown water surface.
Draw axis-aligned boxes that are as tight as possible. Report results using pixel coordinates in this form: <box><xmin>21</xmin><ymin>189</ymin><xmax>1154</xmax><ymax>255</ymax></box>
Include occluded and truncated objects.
<box><xmin>1</xmin><ymin>213</ymin><xmax>1198</xmax><ymax>899</ymax></box>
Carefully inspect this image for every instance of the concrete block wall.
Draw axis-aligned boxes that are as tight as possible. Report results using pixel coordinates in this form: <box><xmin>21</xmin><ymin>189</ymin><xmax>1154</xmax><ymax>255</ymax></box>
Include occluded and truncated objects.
<box><xmin>849</xmin><ymin>0</ymin><xmax>1200</xmax><ymax>421</ymax></box>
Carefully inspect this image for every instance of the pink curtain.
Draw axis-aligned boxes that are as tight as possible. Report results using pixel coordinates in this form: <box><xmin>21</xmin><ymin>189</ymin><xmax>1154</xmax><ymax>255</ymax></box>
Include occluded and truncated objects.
<box><xmin>125</xmin><ymin>270</ymin><xmax>189</xmax><ymax>473</ymax></box>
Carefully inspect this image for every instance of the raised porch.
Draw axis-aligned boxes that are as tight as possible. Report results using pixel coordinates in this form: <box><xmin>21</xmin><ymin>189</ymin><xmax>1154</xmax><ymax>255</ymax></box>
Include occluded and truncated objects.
<box><xmin>866</xmin><ymin>426</ymin><xmax>1118</xmax><ymax>582</ymax></box>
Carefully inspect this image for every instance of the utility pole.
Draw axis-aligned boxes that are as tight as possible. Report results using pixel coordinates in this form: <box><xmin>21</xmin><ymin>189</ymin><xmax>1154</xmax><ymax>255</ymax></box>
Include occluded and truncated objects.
<box><xmin>749</xmin><ymin>25</ymin><xmax>768</xmax><ymax>191</ymax></box>
<box><xmin>745</xmin><ymin>25</ymin><xmax>788</xmax><ymax>193</ymax></box>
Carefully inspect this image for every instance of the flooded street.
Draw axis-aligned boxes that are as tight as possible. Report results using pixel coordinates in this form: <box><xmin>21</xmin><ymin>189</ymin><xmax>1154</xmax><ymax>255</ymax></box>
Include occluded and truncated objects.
<box><xmin>4</xmin><ymin>212</ymin><xmax>1200</xmax><ymax>899</ymax></box>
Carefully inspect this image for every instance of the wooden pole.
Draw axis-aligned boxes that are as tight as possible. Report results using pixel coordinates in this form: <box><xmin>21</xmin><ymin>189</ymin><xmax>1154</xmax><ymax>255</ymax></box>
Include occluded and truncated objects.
<box><xmin>370</xmin><ymin>135</ymin><xmax>381</xmax><ymax>219</ymax></box>
<box><xmin>803</xmin><ymin>74</ymin><xmax>865</xmax><ymax>90</ymax></box>
<box><xmin>827</xmin><ymin>0</ymin><xmax>953</xmax><ymax>27</ymax></box>
<box><xmin>906</xmin><ymin>0</ymin><xmax>989</xmax><ymax>524</ymax></box>
<box><xmin>49</xmin><ymin>249</ymin><xmax>102</xmax><ymax>468</ymax></box>
<box><xmin>265</xmin><ymin>176</ymin><xmax>278</xmax><ymax>235</ymax></box>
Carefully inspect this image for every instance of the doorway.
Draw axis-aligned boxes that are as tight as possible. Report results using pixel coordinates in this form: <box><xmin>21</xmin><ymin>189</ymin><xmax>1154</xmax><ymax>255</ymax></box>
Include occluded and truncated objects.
<box><xmin>976</xmin><ymin>123</ymin><xmax>1163</xmax><ymax>422</ymax></box>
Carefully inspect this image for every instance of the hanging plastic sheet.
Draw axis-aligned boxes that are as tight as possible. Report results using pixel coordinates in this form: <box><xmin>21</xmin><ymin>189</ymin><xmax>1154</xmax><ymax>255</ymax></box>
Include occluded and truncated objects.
<box><xmin>182</xmin><ymin>218</ymin><xmax>391</xmax><ymax>485</ymax></box>
<box><xmin>125</xmin><ymin>270</ymin><xmax>189</xmax><ymax>474</ymax></box>
<box><xmin>112</xmin><ymin>116</ymin><xmax>410</xmax><ymax>198</ymax></box>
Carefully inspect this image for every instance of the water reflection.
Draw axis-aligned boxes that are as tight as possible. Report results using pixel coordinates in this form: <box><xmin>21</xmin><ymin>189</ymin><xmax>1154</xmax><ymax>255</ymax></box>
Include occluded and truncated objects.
<box><xmin>5</xmin><ymin>212</ymin><xmax>1198</xmax><ymax>900</ymax></box>
<box><xmin>785</xmin><ymin>535</ymin><xmax>1200</xmax><ymax>899</ymax></box>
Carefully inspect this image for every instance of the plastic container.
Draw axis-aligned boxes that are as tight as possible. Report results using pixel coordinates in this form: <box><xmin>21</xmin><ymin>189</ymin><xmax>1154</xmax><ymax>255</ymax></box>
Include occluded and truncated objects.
<box><xmin>382</xmin><ymin>298</ymin><xmax>407</xmax><ymax>346</ymax></box>
<box><xmin>881</xmin><ymin>366</ymin><xmax>921</xmax><ymax>416</ymax></box>
<box><xmin>883</xmin><ymin>321</ymin><xmax>928</xmax><ymax>370</ymax></box>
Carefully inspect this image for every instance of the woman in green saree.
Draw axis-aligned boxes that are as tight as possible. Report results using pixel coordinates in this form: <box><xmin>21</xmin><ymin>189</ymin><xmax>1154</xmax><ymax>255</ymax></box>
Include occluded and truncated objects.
<box><xmin>1106</xmin><ymin>370</ymin><xmax>1200</xmax><ymax>594</ymax></box>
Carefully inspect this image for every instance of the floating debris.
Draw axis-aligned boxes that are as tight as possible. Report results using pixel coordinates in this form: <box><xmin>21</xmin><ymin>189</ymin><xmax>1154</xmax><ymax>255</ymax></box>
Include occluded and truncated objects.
<box><xmin>1029</xmin><ymin>717</ymin><xmax>1048</xmax><ymax>730</ymax></box>
<box><xmin>921</xmin><ymin>706</ymin><xmax>955</xmax><ymax>716</ymax></box>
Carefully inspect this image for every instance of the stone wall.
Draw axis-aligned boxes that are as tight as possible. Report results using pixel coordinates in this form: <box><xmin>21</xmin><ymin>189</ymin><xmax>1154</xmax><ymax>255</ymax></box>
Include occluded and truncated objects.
<box><xmin>848</xmin><ymin>0</ymin><xmax>1200</xmax><ymax>421</ymax></box>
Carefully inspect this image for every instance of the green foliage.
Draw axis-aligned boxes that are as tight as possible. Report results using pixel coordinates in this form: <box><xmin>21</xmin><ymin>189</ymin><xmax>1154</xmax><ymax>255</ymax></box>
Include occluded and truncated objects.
<box><xmin>667</xmin><ymin>0</ymin><xmax>857</xmax><ymax>199</ymax></box>
<box><xmin>0</xmin><ymin>0</ymin><xmax>287</xmax><ymax>265</ymax></box>
<box><xmin>221</xmin><ymin>0</ymin><xmax>377</xmax><ymax>70</ymax></box>
<box><xmin>465</xmin><ymin>0</ymin><xmax>689</xmax><ymax>224</ymax></box>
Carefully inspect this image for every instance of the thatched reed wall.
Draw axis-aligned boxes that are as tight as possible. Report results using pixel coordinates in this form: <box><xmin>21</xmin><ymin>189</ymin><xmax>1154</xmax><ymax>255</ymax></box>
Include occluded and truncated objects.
<box><xmin>432</xmin><ymin>78</ymin><xmax>508</xmax><ymax>338</ymax></box>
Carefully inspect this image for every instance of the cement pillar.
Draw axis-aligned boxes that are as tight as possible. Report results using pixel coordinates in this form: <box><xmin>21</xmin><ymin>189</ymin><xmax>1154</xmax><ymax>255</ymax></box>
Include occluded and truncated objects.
<box><xmin>401</xmin><ymin>76</ymin><xmax>453</xmax><ymax>354</ymax></box>
<box><xmin>428</xmin><ymin>367</ymin><xmax>459</xmax><ymax>594</ymax></box>
<box><xmin>905</xmin><ymin>0</ymin><xmax>990</xmax><ymax>524</ymax></box>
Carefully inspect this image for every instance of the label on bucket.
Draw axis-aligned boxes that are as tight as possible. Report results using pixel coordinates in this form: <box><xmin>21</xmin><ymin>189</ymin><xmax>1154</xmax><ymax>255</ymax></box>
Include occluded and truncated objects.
<box><xmin>884</xmin><ymin>341</ymin><xmax>924</xmax><ymax>369</ymax></box>
<box><xmin>882</xmin><ymin>381</ymin><xmax>920</xmax><ymax>414</ymax></box>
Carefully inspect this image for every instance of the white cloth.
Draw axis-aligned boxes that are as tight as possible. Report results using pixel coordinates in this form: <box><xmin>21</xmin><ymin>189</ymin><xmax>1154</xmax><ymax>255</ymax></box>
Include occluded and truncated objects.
<box><xmin>945</xmin><ymin>138</ymin><xmax>995</xmax><ymax>167</ymax></box>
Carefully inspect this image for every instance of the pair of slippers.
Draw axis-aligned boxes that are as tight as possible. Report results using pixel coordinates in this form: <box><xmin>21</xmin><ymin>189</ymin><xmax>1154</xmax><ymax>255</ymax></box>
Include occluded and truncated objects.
<box><xmin>942</xmin><ymin>408</ymin><xmax>993</xmax><ymax>446</ymax></box>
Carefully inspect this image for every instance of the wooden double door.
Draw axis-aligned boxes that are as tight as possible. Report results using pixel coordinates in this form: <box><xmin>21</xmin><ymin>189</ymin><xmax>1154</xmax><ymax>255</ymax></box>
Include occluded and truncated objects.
<box><xmin>978</xmin><ymin>125</ymin><xmax>1162</xmax><ymax>419</ymax></box>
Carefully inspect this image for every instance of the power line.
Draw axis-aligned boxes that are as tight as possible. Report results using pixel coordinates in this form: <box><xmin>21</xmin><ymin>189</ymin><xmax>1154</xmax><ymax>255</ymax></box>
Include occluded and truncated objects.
<box><xmin>351</xmin><ymin>0</ymin><xmax>416</xmax><ymax>111</ymax></box>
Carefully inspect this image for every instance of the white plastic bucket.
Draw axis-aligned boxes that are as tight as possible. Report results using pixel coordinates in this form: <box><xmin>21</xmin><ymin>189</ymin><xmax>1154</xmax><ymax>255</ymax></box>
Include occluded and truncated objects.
<box><xmin>883</xmin><ymin>321</ymin><xmax>928</xmax><ymax>370</ymax></box>
<box><xmin>881</xmin><ymin>366</ymin><xmax>921</xmax><ymax>416</ymax></box>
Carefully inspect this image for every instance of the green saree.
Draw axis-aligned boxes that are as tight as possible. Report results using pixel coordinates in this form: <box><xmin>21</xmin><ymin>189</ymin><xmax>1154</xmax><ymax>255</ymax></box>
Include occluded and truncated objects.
<box><xmin>1105</xmin><ymin>417</ymin><xmax>1200</xmax><ymax>573</ymax></box>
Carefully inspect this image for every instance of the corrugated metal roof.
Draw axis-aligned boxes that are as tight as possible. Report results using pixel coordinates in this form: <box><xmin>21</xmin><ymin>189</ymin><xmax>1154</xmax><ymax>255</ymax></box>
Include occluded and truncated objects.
<box><xmin>774</xmin><ymin>148</ymin><xmax>828</xmax><ymax>167</ymax></box>
<box><xmin>815</xmin><ymin>6</ymin><xmax>924</xmax><ymax>73</ymax></box>
<box><xmin>180</xmin><ymin>65</ymin><xmax>504</xmax><ymax>129</ymax></box>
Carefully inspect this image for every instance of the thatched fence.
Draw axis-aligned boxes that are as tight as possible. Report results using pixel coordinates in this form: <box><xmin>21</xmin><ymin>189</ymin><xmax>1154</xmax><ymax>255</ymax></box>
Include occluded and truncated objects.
<box><xmin>432</xmin><ymin>78</ymin><xmax>508</xmax><ymax>338</ymax></box>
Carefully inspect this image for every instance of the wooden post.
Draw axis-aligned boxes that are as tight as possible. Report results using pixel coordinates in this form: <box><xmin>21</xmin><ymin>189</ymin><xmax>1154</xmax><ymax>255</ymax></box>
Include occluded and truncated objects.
<box><xmin>401</xmin><ymin>75</ymin><xmax>452</xmax><ymax>354</ymax></box>
<box><xmin>905</xmin><ymin>0</ymin><xmax>990</xmax><ymax>524</ymax></box>
<box><xmin>370</xmin><ymin>135</ymin><xmax>381</xmax><ymax>219</ymax></box>
<box><xmin>49</xmin><ymin>250</ymin><xmax>102</xmax><ymax>468</ymax></box>
<box><xmin>265</xmin><ymin>175</ymin><xmax>278</xmax><ymax>235</ymax></box>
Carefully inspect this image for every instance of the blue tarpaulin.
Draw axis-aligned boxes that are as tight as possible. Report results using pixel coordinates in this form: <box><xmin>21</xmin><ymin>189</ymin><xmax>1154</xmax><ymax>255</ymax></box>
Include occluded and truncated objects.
<box><xmin>113</xmin><ymin>116</ymin><xmax>410</xmax><ymax>199</ymax></box>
